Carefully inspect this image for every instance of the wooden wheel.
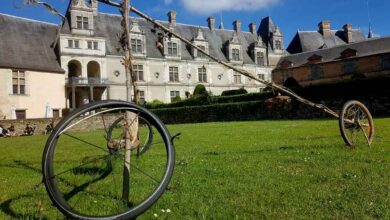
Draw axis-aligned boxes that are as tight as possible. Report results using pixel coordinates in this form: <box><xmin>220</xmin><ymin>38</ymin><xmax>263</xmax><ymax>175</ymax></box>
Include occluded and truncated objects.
<box><xmin>339</xmin><ymin>100</ymin><xmax>374</xmax><ymax>147</ymax></box>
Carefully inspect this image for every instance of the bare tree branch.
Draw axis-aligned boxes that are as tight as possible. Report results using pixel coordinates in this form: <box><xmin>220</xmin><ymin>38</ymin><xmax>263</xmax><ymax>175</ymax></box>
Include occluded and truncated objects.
<box><xmin>24</xmin><ymin>0</ymin><xmax>66</xmax><ymax>21</ymax></box>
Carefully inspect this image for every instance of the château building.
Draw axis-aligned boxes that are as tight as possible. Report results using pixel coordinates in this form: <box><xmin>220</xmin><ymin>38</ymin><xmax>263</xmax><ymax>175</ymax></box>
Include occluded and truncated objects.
<box><xmin>0</xmin><ymin>0</ymin><xmax>285</xmax><ymax>119</ymax></box>
<box><xmin>273</xmin><ymin>21</ymin><xmax>390</xmax><ymax>88</ymax></box>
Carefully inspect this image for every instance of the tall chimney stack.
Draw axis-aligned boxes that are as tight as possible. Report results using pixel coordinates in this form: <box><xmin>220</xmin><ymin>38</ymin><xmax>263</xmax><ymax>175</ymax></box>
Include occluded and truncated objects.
<box><xmin>233</xmin><ymin>20</ymin><xmax>241</xmax><ymax>32</ymax></box>
<box><xmin>168</xmin><ymin>11</ymin><xmax>176</xmax><ymax>27</ymax></box>
<box><xmin>207</xmin><ymin>16</ymin><xmax>215</xmax><ymax>31</ymax></box>
<box><xmin>343</xmin><ymin>24</ymin><xmax>353</xmax><ymax>43</ymax></box>
<box><xmin>318</xmin><ymin>21</ymin><xmax>331</xmax><ymax>37</ymax></box>
<box><xmin>249</xmin><ymin>23</ymin><xmax>257</xmax><ymax>34</ymax></box>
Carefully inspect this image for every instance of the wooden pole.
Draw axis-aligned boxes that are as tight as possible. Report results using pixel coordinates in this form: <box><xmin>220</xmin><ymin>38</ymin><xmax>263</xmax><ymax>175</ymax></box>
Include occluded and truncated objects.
<box><xmin>120</xmin><ymin>0</ymin><xmax>139</xmax><ymax>202</ymax></box>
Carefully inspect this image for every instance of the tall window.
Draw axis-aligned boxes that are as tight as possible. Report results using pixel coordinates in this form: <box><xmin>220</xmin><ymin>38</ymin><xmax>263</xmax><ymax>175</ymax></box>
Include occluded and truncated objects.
<box><xmin>256</xmin><ymin>51</ymin><xmax>265</xmax><ymax>65</ymax></box>
<box><xmin>197</xmin><ymin>45</ymin><xmax>206</xmax><ymax>58</ymax></box>
<box><xmin>169</xmin><ymin>67</ymin><xmax>179</xmax><ymax>82</ymax></box>
<box><xmin>167</xmin><ymin>42</ymin><xmax>178</xmax><ymax>56</ymax></box>
<box><xmin>76</xmin><ymin>16</ymin><xmax>82</xmax><ymax>29</ymax></box>
<box><xmin>170</xmin><ymin>91</ymin><xmax>180</xmax><ymax>102</ymax></box>
<box><xmin>134</xmin><ymin>65</ymin><xmax>144</xmax><ymax>81</ymax></box>
<box><xmin>198</xmin><ymin>67</ymin><xmax>207</xmax><ymax>83</ymax></box>
<box><xmin>138</xmin><ymin>90</ymin><xmax>145</xmax><ymax>104</ymax></box>
<box><xmin>83</xmin><ymin>17</ymin><xmax>89</xmax><ymax>29</ymax></box>
<box><xmin>76</xmin><ymin>16</ymin><xmax>89</xmax><ymax>30</ymax></box>
<box><xmin>232</xmin><ymin>49</ymin><xmax>240</xmax><ymax>61</ymax></box>
<box><xmin>74</xmin><ymin>40</ymin><xmax>80</xmax><ymax>48</ymax></box>
<box><xmin>68</xmin><ymin>40</ymin><xmax>73</xmax><ymax>48</ymax></box>
<box><xmin>12</xmin><ymin>70</ymin><xmax>26</xmax><ymax>95</ymax></box>
<box><xmin>257</xmin><ymin>74</ymin><xmax>265</xmax><ymax>80</ymax></box>
<box><xmin>275</xmin><ymin>40</ymin><xmax>282</xmax><ymax>50</ymax></box>
<box><xmin>234</xmin><ymin>72</ymin><xmax>242</xmax><ymax>84</ymax></box>
<box><xmin>131</xmin><ymin>39</ymin><xmax>142</xmax><ymax>53</ymax></box>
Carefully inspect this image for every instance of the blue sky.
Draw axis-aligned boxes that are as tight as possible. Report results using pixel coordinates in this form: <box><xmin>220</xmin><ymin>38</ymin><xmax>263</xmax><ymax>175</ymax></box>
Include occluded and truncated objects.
<box><xmin>0</xmin><ymin>0</ymin><xmax>389</xmax><ymax>44</ymax></box>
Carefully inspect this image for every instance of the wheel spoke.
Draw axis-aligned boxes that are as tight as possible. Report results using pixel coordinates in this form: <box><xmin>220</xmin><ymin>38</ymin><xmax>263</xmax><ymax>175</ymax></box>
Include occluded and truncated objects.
<box><xmin>113</xmin><ymin>152</ymin><xmax>161</xmax><ymax>185</ymax></box>
<box><xmin>63</xmin><ymin>132</ymin><xmax>109</xmax><ymax>154</ymax></box>
<box><xmin>50</xmin><ymin>155</ymin><xmax>110</xmax><ymax>179</ymax></box>
<box><xmin>43</xmin><ymin>101</ymin><xmax>174</xmax><ymax>218</ymax></box>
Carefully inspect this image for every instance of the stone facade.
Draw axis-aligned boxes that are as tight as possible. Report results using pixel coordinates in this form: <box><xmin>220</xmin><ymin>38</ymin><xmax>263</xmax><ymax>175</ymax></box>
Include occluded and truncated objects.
<box><xmin>61</xmin><ymin>0</ymin><xmax>285</xmax><ymax>109</ymax></box>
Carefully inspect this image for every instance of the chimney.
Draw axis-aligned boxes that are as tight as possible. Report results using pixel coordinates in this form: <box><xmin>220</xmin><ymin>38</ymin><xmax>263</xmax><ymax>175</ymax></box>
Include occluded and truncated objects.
<box><xmin>249</xmin><ymin>23</ymin><xmax>256</xmax><ymax>34</ymax></box>
<box><xmin>318</xmin><ymin>21</ymin><xmax>331</xmax><ymax>37</ymax></box>
<box><xmin>167</xmin><ymin>11</ymin><xmax>176</xmax><ymax>27</ymax></box>
<box><xmin>343</xmin><ymin>24</ymin><xmax>353</xmax><ymax>43</ymax></box>
<box><xmin>207</xmin><ymin>16</ymin><xmax>215</xmax><ymax>31</ymax></box>
<box><xmin>233</xmin><ymin>20</ymin><xmax>241</xmax><ymax>32</ymax></box>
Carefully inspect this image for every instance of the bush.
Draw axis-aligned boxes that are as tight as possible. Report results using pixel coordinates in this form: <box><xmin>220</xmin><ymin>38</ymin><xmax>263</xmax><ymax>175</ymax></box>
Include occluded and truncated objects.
<box><xmin>172</xmin><ymin>96</ymin><xmax>182</xmax><ymax>103</ymax></box>
<box><xmin>221</xmin><ymin>88</ymin><xmax>248</xmax><ymax>96</ymax></box>
<box><xmin>193</xmin><ymin>84</ymin><xmax>208</xmax><ymax>97</ymax></box>
<box><xmin>147</xmin><ymin>99</ymin><xmax>164</xmax><ymax>108</ymax></box>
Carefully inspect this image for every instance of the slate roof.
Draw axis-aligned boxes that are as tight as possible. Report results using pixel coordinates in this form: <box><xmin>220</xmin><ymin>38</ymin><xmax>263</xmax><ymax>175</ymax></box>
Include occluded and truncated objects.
<box><xmin>287</xmin><ymin>29</ymin><xmax>365</xmax><ymax>54</ymax></box>
<box><xmin>61</xmin><ymin>13</ymin><xmax>269</xmax><ymax>65</ymax></box>
<box><xmin>277</xmin><ymin>36</ymin><xmax>390</xmax><ymax>68</ymax></box>
<box><xmin>0</xmin><ymin>13</ymin><xmax>64</xmax><ymax>73</ymax></box>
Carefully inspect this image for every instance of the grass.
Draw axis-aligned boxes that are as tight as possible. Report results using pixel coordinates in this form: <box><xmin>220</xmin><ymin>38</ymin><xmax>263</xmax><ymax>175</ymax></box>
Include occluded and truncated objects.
<box><xmin>0</xmin><ymin>118</ymin><xmax>389</xmax><ymax>219</ymax></box>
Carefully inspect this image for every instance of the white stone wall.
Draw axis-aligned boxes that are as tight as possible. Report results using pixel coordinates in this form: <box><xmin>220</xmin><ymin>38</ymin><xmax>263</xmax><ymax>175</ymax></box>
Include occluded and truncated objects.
<box><xmin>105</xmin><ymin>55</ymin><xmax>270</xmax><ymax>103</ymax></box>
<box><xmin>0</xmin><ymin>68</ymin><xmax>65</xmax><ymax>119</ymax></box>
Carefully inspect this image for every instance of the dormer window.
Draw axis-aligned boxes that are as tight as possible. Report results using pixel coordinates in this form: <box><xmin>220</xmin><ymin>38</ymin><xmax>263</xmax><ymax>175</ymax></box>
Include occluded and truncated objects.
<box><xmin>129</xmin><ymin>21</ymin><xmax>146</xmax><ymax>57</ymax></box>
<box><xmin>167</xmin><ymin>42</ymin><xmax>178</xmax><ymax>56</ymax></box>
<box><xmin>232</xmin><ymin>49</ymin><xmax>240</xmax><ymax>61</ymax></box>
<box><xmin>256</xmin><ymin>51</ymin><xmax>265</xmax><ymax>65</ymax></box>
<box><xmin>275</xmin><ymin>40</ymin><xmax>282</xmax><ymax>50</ymax></box>
<box><xmin>76</xmin><ymin>16</ymin><xmax>89</xmax><ymax>30</ymax></box>
<box><xmin>340</xmin><ymin>48</ymin><xmax>358</xmax><ymax>59</ymax></box>
<box><xmin>131</xmin><ymin>39</ymin><xmax>143</xmax><ymax>54</ymax></box>
<box><xmin>307</xmin><ymin>54</ymin><xmax>323</xmax><ymax>64</ymax></box>
<box><xmin>197</xmin><ymin>46</ymin><xmax>206</xmax><ymax>58</ymax></box>
<box><xmin>227</xmin><ymin>32</ymin><xmax>243</xmax><ymax>63</ymax></box>
<box><xmin>192</xmin><ymin>28</ymin><xmax>209</xmax><ymax>60</ymax></box>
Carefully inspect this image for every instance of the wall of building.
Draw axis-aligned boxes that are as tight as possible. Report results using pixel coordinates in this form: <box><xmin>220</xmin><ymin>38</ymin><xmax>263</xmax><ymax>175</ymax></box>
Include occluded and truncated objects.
<box><xmin>273</xmin><ymin>53</ymin><xmax>390</xmax><ymax>87</ymax></box>
<box><xmin>0</xmin><ymin>68</ymin><xmax>65</xmax><ymax>119</ymax></box>
<box><xmin>105</xmin><ymin>56</ymin><xmax>270</xmax><ymax>103</ymax></box>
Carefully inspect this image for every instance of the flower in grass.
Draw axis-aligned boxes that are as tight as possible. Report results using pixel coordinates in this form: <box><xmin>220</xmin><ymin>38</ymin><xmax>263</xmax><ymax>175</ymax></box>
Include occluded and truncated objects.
<box><xmin>154</xmin><ymin>213</ymin><xmax>158</xmax><ymax>217</ymax></box>
<box><xmin>166</xmin><ymin>209</ymin><xmax>171</xmax><ymax>213</ymax></box>
<box><xmin>161</xmin><ymin>209</ymin><xmax>166</xmax><ymax>212</ymax></box>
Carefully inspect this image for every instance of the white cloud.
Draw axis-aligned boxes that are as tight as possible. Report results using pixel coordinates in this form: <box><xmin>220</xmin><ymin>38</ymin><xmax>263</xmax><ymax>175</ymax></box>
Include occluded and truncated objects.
<box><xmin>180</xmin><ymin>0</ymin><xmax>279</xmax><ymax>14</ymax></box>
<box><xmin>164</xmin><ymin>0</ymin><xmax>173</xmax><ymax>5</ymax></box>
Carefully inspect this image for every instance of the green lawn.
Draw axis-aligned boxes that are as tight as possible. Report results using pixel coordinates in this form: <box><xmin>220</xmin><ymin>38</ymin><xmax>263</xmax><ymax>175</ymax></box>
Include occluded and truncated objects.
<box><xmin>0</xmin><ymin>119</ymin><xmax>389</xmax><ymax>219</ymax></box>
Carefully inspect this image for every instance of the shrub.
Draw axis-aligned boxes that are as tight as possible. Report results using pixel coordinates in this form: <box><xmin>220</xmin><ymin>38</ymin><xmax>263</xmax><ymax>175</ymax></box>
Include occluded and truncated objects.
<box><xmin>221</xmin><ymin>88</ymin><xmax>248</xmax><ymax>96</ymax></box>
<box><xmin>172</xmin><ymin>96</ymin><xmax>182</xmax><ymax>103</ymax></box>
<box><xmin>193</xmin><ymin>84</ymin><xmax>208</xmax><ymax>97</ymax></box>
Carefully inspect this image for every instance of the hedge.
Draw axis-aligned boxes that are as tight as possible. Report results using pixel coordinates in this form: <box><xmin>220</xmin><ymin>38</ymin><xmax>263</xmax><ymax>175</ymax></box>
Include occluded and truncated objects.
<box><xmin>150</xmin><ymin>99</ymin><xmax>331</xmax><ymax>124</ymax></box>
<box><xmin>145</xmin><ymin>92</ymin><xmax>276</xmax><ymax>109</ymax></box>
<box><xmin>221</xmin><ymin>88</ymin><xmax>248</xmax><ymax>96</ymax></box>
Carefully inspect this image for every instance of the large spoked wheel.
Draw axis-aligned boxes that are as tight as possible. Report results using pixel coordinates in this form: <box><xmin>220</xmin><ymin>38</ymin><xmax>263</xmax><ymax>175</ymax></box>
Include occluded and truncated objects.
<box><xmin>42</xmin><ymin>100</ymin><xmax>175</xmax><ymax>219</ymax></box>
<box><xmin>339</xmin><ymin>100</ymin><xmax>374</xmax><ymax>147</ymax></box>
<box><xmin>107</xmin><ymin>115</ymin><xmax>154</xmax><ymax>156</ymax></box>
